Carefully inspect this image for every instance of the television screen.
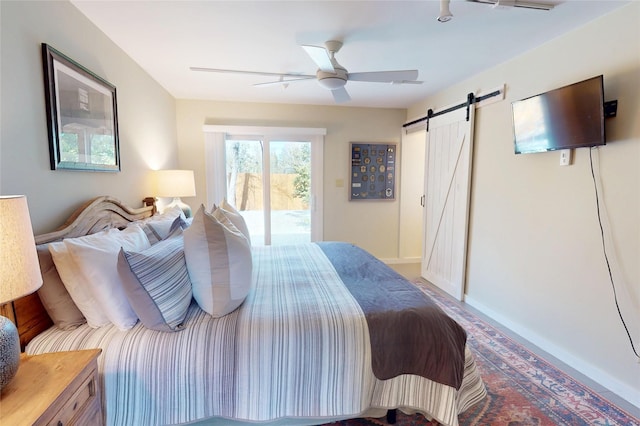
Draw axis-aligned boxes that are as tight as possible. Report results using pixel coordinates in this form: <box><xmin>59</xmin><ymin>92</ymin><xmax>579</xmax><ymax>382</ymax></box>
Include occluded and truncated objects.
<box><xmin>512</xmin><ymin>75</ymin><xmax>605</xmax><ymax>154</ymax></box>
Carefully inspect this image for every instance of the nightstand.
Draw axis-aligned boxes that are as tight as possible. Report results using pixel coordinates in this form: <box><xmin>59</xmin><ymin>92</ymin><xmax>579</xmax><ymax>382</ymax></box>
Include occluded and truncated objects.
<box><xmin>0</xmin><ymin>349</ymin><xmax>103</xmax><ymax>426</ymax></box>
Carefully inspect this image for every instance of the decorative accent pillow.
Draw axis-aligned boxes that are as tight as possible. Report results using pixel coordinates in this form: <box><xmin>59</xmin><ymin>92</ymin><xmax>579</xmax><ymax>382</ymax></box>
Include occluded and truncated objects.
<box><xmin>118</xmin><ymin>229</ymin><xmax>192</xmax><ymax>332</ymax></box>
<box><xmin>217</xmin><ymin>199</ymin><xmax>252</xmax><ymax>245</ymax></box>
<box><xmin>184</xmin><ymin>205</ymin><xmax>252</xmax><ymax>318</ymax></box>
<box><xmin>141</xmin><ymin>223</ymin><xmax>163</xmax><ymax>245</ymax></box>
<box><xmin>49</xmin><ymin>239</ymin><xmax>111</xmax><ymax>328</ymax></box>
<box><xmin>36</xmin><ymin>244</ymin><xmax>86</xmax><ymax>330</ymax></box>
<box><xmin>64</xmin><ymin>225</ymin><xmax>151</xmax><ymax>330</ymax></box>
<box><xmin>140</xmin><ymin>205</ymin><xmax>185</xmax><ymax>243</ymax></box>
<box><xmin>141</xmin><ymin>215</ymin><xmax>188</xmax><ymax>245</ymax></box>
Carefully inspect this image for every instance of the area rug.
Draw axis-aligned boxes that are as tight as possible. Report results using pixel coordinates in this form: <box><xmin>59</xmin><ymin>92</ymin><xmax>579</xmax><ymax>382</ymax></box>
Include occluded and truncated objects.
<box><xmin>328</xmin><ymin>281</ymin><xmax>639</xmax><ymax>426</ymax></box>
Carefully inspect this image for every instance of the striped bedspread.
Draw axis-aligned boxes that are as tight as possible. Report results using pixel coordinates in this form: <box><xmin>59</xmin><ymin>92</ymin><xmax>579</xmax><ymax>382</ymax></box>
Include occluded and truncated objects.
<box><xmin>26</xmin><ymin>243</ymin><xmax>485</xmax><ymax>426</ymax></box>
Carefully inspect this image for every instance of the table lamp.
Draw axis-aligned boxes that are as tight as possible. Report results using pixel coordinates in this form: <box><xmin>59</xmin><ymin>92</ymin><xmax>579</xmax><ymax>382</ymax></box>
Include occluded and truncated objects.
<box><xmin>156</xmin><ymin>170</ymin><xmax>196</xmax><ymax>218</ymax></box>
<box><xmin>0</xmin><ymin>195</ymin><xmax>43</xmax><ymax>390</ymax></box>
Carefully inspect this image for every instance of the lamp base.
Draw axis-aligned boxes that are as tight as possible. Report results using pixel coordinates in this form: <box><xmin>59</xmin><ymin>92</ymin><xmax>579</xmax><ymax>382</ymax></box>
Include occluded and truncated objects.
<box><xmin>0</xmin><ymin>315</ymin><xmax>20</xmax><ymax>391</ymax></box>
<box><xmin>165</xmin><ymin>197</ymin><xmax>193</xmax><ymax>219</ymax></box>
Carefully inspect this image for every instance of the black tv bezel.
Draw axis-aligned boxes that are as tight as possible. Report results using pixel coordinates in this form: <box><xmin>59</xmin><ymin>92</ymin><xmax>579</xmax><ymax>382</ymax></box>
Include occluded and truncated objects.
<box><xmin>512</xmin><ymin>75</ymin><xmax>606</xmax><ymax>155</ymax></box>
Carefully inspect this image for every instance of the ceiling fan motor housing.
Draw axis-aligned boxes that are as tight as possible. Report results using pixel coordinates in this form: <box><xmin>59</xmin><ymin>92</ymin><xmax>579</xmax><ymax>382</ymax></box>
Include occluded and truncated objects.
<box><xmin>317</xmin><ymin>67</ymin><xmax>347</xmax><ymax>90</ymax></box>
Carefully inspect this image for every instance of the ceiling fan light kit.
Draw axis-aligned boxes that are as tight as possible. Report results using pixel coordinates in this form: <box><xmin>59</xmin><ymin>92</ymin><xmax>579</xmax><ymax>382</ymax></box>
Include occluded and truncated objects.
<box><xmin>317</xmin><ymin>70</ymin><xmax>347</xmax><ymax>90</ymax></box>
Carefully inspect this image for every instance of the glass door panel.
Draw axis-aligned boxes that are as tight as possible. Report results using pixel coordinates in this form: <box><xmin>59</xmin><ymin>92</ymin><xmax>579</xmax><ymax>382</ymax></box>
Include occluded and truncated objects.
<box><xmin>225</xmin><ymin>138</ymin><xmax>312</xmax><ymax>245</ymax></box>
<box><xmin>269</xmin><ymin>141</ymin><xmax>311</xmax><ymax>245</ymax></box>
<box><xmin>225</xmin><ymin>139</ymin><xmax>265</xmax><ymax>245</ymax></box>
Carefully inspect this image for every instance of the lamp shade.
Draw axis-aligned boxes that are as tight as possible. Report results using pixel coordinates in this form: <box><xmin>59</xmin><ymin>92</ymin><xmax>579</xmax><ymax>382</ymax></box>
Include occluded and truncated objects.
<box><xmin>156</xmin><ymin>170</ymin><xmax>196</xmax><ymax>198</ymax></box>
<box><xmin>0</xmin><ymin>195</ymin><xmax>43</xmax><ymax>304</ymax></box>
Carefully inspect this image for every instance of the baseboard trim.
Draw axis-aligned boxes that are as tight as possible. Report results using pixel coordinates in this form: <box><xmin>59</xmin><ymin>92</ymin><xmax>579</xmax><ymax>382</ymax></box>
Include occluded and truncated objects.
<box><xmin>465</xmin><ymin>295</ymin><xmax>640</xmax><ymax>409</ymax></box>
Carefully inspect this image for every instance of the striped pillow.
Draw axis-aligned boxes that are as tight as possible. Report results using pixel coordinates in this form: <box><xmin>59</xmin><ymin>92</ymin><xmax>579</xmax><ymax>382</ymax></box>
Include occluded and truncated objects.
<box><xmin>117</xmin><ymin>229</ymin><xmax>192</xmax><ymax>332</ymax></box>
<box><xmin>142</xmin><ymin>215</ymin><xmax>189</xmax><ymax>245</ymax></box>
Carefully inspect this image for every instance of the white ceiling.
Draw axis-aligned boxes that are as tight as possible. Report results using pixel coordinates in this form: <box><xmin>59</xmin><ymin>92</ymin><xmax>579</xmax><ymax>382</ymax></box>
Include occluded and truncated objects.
<box><xmin>70</xmin><ymin>0</ymin><xmax>629</xmax><ymax>109</ymax></box>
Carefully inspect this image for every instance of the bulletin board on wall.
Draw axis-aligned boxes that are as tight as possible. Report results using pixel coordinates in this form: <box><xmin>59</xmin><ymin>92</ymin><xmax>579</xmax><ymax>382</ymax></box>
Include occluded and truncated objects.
<box><xmin>349</xmin><ymin>142</ymin><xmax>397</xmax><ymax>201</ymax></box>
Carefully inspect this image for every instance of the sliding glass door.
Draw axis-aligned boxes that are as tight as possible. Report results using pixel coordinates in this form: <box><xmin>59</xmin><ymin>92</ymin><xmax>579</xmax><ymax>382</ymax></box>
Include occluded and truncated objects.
<box><xmin>225</xmin><ymin>138</ymin><xmax>313</xmax><ymax>245</ymax></box>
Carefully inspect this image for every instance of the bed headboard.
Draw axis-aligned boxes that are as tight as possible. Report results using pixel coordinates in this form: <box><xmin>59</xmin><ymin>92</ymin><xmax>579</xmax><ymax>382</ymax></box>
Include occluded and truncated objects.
<box><xmin>1</xmin><ymin>196</ymin><xmax>156</xmax><ymax>350</ymax></box>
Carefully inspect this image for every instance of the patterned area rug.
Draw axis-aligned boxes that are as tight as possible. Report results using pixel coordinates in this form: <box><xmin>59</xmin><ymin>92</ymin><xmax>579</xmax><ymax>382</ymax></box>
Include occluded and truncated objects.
<box><xmin>328</xmin><ymin>282</ymin><xmax>639</xmax><ymax>426</ymax></box>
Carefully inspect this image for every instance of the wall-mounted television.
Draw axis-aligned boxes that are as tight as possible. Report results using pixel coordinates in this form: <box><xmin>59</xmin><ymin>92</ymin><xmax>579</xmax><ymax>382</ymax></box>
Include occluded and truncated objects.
<box><xmin>512</xmin><ymin>75</ymin><xmax>605</xmax><ymax>154</ymax></box>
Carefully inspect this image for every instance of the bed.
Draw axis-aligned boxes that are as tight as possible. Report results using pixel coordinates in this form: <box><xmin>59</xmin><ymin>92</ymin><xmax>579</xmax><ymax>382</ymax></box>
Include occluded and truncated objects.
<box><xmin>9</xmin><ymin>196</ymin><xmax>486</xmax><ymax>426</ymax></box>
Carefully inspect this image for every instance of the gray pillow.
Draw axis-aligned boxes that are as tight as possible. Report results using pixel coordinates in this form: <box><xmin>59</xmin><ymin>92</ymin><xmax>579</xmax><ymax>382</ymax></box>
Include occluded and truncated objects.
<box><xmin>218</xmin><ymin>199</ymin><xmax>251</xmax><ymax>245</ymax></box>
<box><xmin>118</xmin><ymin>229</ymin><xmax>192</xmax><ymax>332</ymax></box>
<box><xmin>35</xmin><ymin>244</ymin><xmax>86</xmax><ymax>330</ymax></box>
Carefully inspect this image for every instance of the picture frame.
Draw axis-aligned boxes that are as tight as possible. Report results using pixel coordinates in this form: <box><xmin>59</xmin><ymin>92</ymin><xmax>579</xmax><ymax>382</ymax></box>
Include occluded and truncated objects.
<box><xmin>42</xmin><ymin>43</ymin><xmax>120</xmax><ymax>172</ymax></box>
<box><xmin>349</xmin><ymin>142</ymin><xmax>397</xmax><ymax>201</ymax></box>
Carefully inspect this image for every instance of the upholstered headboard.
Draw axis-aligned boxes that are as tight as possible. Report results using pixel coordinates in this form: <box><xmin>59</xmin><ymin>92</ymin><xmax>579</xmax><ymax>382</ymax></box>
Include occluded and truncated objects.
<box><xmin>1</xmin><ymin>196</ymin><xmax>156</xmax><ymax>350</ymax></box>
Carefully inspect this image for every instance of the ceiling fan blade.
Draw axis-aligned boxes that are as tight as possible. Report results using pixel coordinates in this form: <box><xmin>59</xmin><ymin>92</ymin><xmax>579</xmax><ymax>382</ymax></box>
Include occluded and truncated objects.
<box><xmin>466</xmin><ymin>0</ymin><xmax>555</xmax><ymax>10</ymax></box>
<box><xmin>301</xmin><ymin>45</ymin><xmax>335</xmax><ymax>73</ymax></box>
<box><xmin>331</xmin><ymin>87</ymin><xmax>351</xmax><ymax>103</ymax></box>
<box><xmin>391</xmin><ymin>80</ymin><xmax>424</xmax><ymax>85</ymax></box>
<box><xmin>190</xmin><ymin>67</ymin><xmax>313</xmax><ymax>79</ymax></box>
<box><xmin>347</xmin><ymin>70</ymin><xmax>419</xmax><ymax>83</ymax></box>
<box><xmin>253</xmin><ymin>77</ymin><xmax>315</xmax><ymax>87</ymax></box>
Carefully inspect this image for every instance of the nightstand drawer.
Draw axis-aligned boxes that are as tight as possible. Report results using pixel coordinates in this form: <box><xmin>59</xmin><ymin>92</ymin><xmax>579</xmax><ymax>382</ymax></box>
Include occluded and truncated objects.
<box><xmin>46</xmin><ymin>369</ymin><xmax>97</xmax><ymax>426</ymax></box>
<box><xmin>0</xmin><ymin>350</ymin><xmax>103</xmax><ymax>426</ymax></box>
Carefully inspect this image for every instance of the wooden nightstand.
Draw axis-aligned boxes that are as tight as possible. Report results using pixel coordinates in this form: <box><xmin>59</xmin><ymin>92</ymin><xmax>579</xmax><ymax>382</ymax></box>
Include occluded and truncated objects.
<box><xmin>0</xmin><ymin>349</ymin><xmax>103</xmax><ymax>426</ymax></box>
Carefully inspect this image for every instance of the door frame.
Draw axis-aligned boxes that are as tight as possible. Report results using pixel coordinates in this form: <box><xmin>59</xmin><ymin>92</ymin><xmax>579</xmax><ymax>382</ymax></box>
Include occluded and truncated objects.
<box><xmin>203</xmin><ymin>125</ymin><xmax>326</xmax><ymax>243</ymax></box>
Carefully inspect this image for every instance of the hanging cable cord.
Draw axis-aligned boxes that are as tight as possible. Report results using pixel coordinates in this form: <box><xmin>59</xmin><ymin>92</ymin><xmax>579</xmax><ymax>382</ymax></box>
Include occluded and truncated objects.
<box><xmin>589</xmin><ymin>147</ymin><xmax>639</xmax><ymax>359</ymax></box>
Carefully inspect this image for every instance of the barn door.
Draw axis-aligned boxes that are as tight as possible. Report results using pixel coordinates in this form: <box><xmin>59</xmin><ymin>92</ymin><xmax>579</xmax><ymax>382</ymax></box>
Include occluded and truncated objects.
<box><xmin>421</xmin><ymin>105</ymin><xmax>475</xmax><ymax>301</ymax></box>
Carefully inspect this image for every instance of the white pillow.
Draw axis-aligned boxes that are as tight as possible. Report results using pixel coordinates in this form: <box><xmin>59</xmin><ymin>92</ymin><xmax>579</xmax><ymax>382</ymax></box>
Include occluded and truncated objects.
<box><xmin>184</xmin><ymin>205</ymin><xmax>252</xmax><ymax>317</ymax></box>
<box><xmin>64</xmin><ymin>225</ymin><xmax>151</xmax><ymax>330</ymax></box>
<box><xmin>49</xmin><ymin>240</ymin><xmax>111</xmax><ymax>328</ymax></box>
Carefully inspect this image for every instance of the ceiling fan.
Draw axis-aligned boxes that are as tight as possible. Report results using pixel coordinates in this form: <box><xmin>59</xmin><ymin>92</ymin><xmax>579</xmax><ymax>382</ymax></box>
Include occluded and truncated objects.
<box><xmin>190</xmin><ymin>40</ymin><xmax>422</xmax><ymax>103</ymax></box>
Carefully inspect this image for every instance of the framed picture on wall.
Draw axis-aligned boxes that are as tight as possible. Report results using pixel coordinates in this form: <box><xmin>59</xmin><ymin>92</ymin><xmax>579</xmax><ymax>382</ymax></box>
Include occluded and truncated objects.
<box><xmin>42</xmin><ymin>43</ymin><xmax>120</xmax><ymax>172</ymax></box>
<box><xmin>349</xmin><ymin>142</ymin><xmax>397</xmax><ymax>201</ymax></box>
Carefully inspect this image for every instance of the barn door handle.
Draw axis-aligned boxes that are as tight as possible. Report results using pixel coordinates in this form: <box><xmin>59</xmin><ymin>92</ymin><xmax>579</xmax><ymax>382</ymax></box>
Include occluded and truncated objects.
<box><xmin>420</xmin><ymin>195</ymin><xmax>425</xmax><ymax>207</ymax></box>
